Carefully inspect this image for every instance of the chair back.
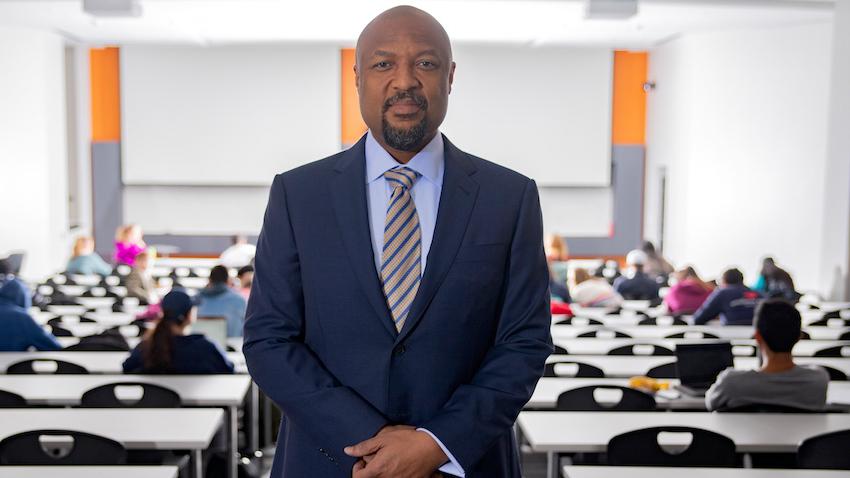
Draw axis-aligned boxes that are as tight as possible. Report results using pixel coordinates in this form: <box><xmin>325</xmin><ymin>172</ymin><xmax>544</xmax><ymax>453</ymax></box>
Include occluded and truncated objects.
<box><xmin>81</xmin><ymin>382</ymin><xmax>181</xmax><ymax>408</ymax></box>
<box><xmin>608</xmin><ymin>343</ymin><xmax>674</xmax><ymax>356</ymax></box>
<box><xmin>608</xmin><ymin>426</ymin><xmax>737</xmax><ymax>467</ymax></box>
<box><xmin>0</xmin><ymin>429</ymin><xmax>126</xmax><ymax>465</ymax></box>
<box><xmin>798</xmin><ymin>429</ymin><xmax>850</xmax><ymax>469</ymax></box>
<box><xmin>555</xmin><ymin>385</ymin><xmax>656</xmax><ymax>411</ymax></box>
<box><xmin>543</xmin><ymin>361</ymin><xmax>605</xmax><ymax>378</ymax></box>
<box><xmin>6</xmin><ymin>359</ymin><xmax>89</xmax><ymax>375</ymax></box>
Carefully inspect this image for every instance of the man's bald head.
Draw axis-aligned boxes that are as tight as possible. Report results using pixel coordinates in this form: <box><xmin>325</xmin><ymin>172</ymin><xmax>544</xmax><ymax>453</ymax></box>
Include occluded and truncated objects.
<box><xmin>353</xmin><ymin>6</ymin><xmax>455</xmax><ymax>159</ymax></box>
<box><xmin>356</xmin><ymin>6</ymin><xmax>452</xmax><ymax>68</ymax></box>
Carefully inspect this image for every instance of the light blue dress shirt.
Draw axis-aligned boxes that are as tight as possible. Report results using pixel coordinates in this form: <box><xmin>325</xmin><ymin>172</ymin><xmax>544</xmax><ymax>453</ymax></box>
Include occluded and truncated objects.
<box><xmin>364</xmin><ymin>130</ymin><xmax>465</xmax><ymax>477</ymax></box>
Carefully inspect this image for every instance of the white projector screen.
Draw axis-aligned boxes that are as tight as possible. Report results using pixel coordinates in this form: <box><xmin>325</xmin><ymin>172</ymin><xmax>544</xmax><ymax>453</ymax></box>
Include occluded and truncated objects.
<box><xmin>441</xmin><ymin>45</ymin><xmax>613</xmax><ymax>186</ymax></box>
<box><xmin>120</xmin><ymin>45</ymin><xmax>340</xmax><ymax>185</ymax></box>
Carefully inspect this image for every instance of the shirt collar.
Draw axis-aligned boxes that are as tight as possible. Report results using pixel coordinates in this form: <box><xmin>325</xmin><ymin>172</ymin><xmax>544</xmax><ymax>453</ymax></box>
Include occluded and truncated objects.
<box><xmin>364</xmin><ymin>130</ymin><xmax>444</xmax><ymax>185</ymax></box>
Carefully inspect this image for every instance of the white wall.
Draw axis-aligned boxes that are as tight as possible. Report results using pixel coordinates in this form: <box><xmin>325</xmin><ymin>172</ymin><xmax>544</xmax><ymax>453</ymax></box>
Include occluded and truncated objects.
<box><xmin>0</xmin><ymin>27</ymin><xmax>70</xmax><ymax>279</ymax></box>
<box><xmin>645</xmin><ymin>23</ymin><xmax>833</xmax><ymax>292</ymax></box>
<box><xmin>819</xmin><ymin>0</ymin><xmax>850</xmax><ymax>300</ymax></box>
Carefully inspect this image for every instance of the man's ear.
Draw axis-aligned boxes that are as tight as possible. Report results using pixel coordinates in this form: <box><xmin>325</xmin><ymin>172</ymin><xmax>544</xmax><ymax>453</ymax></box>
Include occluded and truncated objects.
<box><xmin>354</xmin><ymin>64</ymin><xmax>361</xmax><ymax>93</ymax></box>
<box><xmin>753</xmin><ymin>330</ymin><xmax>764</xmax><ymax>346</ymax></box>
<box><xmin>448</xmin><ymin>61</ymin><xmax>456</xmax><ymax>94</ymax></box>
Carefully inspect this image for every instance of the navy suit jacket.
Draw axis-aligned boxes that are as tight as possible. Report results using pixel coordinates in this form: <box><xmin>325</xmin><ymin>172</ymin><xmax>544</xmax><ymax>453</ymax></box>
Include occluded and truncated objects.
<box><xmin>243</xmin><ymin>135</ymin><xmax>552</xmax><ymax>477</ymax></box>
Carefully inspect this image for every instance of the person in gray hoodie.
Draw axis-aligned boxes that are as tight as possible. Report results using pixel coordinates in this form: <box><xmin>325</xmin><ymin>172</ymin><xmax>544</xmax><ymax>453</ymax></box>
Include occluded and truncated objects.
<box><xmin>197</xmin><ymin>265</ymin><xmax>247</xmax><ymax>338</ymax></box>
<box><xmin>0</xmin><ymin>279</ymin><xmax>61</xmax><ymax>351</ymax></box>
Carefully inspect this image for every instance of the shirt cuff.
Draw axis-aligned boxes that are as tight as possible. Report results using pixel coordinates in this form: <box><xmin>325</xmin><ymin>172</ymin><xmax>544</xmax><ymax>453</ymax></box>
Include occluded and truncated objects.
<box><xmin>417</xmin><ymin>428</ymin><xmax>465</xmax><ymax>477</ymax></box>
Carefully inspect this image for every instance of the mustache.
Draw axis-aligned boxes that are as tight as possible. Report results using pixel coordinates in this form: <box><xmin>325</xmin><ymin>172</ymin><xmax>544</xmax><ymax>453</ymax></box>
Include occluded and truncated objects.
<box><xmin>383</xmin><ymin>91</ymin><xmax>428</xmax><ymax>112</ymax></box>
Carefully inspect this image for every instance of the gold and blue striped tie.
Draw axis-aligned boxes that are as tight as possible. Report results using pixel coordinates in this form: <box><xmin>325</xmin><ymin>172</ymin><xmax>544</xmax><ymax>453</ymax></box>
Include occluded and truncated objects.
<box><xmin>381</xmin><ymin>166</ymin><xmax>421</xmax><ymax>333</ymax></box>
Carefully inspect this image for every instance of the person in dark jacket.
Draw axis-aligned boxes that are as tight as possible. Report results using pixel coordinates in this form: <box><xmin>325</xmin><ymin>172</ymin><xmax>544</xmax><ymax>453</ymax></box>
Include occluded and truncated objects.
<box><xmin>0</xmin><ymin>279</ymin><xmax>61</xmax><ymax>351</ymax></box>
<box><xmin>613</xmin><ymin>250</ymin><xmax>660</xmax><ymax>300</ymax></box>
<box><xmin>693</xmin><ymin>268</ymin><xmax>762</xmax><ymax>326</ymax></box>
<box><xmin>753</xmin><ymin>257</ymin><xmax>799</xmax><ymax>302</ymax></box>
<box><xmin>123</xmin><ymin>289</ymin><xmax>234</xmax><ymax>374</ymax></box>
<box><xmin>197</xmin><ymin>265</ymin><xmax>247</xmax><ymax>338</ymax></box>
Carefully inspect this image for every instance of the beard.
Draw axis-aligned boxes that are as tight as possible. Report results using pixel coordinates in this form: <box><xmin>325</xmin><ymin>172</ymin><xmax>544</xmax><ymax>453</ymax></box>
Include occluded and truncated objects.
<box><xmin>381</xmin><ymin>91</ymin><xmax>429</xmax><ymax>152</ymax></box>
<box><xmin>382</xmin><ymin>115</ymin><xmax>429</xmax><ymax>152</ymax></box>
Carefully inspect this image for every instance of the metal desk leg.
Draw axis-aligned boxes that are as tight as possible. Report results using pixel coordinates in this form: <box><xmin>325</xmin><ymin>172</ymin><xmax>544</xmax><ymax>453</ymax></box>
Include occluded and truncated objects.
<box><xmin>547</xmin><ymin>451</ymin><xmax>556</xmax><ymax>478</ymax></box>
<box><xmin>263</xmin><ymin>392</ymin><xmax>273</xmax><ymax>446</ymax></box>
<box><xmin>192</xmin><ymin>449</ymin><xmax>203</xmax><ymax>478</ymax></box>
<box><xmin>250</xmin><ymin>381</ymin><xmax>259</xmax><ymax>453</ymax></box>
<box><xmin>228</xmin><ymin>405</ymin><xmax>238</xmax><ymax>478</ymax></box>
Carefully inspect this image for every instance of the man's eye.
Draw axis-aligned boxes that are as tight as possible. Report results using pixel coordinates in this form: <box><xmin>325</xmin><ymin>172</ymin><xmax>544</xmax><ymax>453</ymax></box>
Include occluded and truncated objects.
<box><xmin>374</xmin><ymin>61</ymin><xmax>392</xmax><ymax>70</ymax></box>
<box><xmin>418</xmin><ymin>60</ymin><xmax>437</xmax><ymax>69</ymax></box>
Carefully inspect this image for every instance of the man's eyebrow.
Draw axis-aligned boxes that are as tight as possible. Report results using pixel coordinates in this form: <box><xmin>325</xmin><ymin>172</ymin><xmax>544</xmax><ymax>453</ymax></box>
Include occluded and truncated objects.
<box><xmin>415</xmin><ymin>49</ymin><xmax>439</xmax><ymax>57</ymax></box>
<box><xmin>372</xmin><ymin>50</ymin><xmax>396</xmax><ymax>57</ymax></box>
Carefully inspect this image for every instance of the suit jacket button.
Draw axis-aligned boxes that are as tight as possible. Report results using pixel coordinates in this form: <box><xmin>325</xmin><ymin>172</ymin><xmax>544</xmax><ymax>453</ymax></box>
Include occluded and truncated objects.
<box><xmin>394</xmin><ymin>345</ymin><xmax>406</xmax><ymax>356</ymax></box>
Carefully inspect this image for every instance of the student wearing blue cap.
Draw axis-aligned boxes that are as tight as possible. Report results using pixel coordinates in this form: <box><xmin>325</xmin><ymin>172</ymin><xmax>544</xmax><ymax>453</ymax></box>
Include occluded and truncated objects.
<box><xmin>123</xmin><ymin>289</ymin><xmax>234</xmax><ymax>374</ymax></box>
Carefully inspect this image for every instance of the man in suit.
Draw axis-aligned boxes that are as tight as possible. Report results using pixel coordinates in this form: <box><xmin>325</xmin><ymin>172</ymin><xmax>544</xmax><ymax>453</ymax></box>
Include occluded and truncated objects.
<box><xmin>243</xmin><ymin>6</ymin><xmax>552</xmax><ymax>477</ymax></box>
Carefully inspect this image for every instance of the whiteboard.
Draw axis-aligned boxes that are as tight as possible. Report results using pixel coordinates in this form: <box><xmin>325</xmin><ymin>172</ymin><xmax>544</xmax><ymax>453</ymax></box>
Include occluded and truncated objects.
<box><xmin>120</xmin><ymin>44</ymin><xmax>341</xmax><ymax>185</ymax></box>
<box><xmin>441</xmin><ymin>45</ymin><xmax>613</xmax><ymax>186</ymax></box>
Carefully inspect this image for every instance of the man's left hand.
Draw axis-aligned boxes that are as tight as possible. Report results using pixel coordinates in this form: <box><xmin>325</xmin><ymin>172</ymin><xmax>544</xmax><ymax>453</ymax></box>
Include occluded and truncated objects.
<box><xmin>345</xmin><ymin>425</ymin><xmax>448</xmax><ymax>478</ymax></box>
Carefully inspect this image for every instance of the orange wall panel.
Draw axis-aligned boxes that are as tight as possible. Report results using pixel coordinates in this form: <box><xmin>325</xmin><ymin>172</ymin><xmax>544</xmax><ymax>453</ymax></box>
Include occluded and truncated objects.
<box><xmin>341</xmin><ymin>48</ymin><xmax>368</xmax><ymax>146</ymax></box>
<box><xmin>90</xmin><ymin>47</ymin><xmax>121</xmax><ymax>142</ymax></box>
<box><xmin>612</xmin><ymin>51</ymin><xmax>647</xmax><ymax>145</ymax></box>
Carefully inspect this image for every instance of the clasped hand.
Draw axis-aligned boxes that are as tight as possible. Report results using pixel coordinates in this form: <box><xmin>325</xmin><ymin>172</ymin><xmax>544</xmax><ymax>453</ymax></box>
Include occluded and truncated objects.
<box><xmin>344</xmin><ymin>425</ymin><xmax>447</xmax><ymax>478</ymax></box>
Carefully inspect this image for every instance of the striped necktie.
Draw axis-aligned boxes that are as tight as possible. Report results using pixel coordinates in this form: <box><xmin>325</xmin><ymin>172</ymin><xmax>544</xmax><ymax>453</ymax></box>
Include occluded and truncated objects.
<box><xmin>381</xmin><ymin>166</ymin><xmax>422</xmax><ymax>333</ymax></box>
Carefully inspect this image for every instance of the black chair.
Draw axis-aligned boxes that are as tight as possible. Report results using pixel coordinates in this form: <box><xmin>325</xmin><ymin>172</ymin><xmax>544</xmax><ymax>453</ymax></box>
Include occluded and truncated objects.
<box><xmin>665</xmin><ymin>331</ymin><xmax>720</xmax><ymax>339</ymax></box>
<box><xmin>638</xmin><ymin>317</ymin><xmax>688</xmax><ymax>326</ymax></box>
<box><xmin>552</xmin><ymin>345</ymin><xmax>568</xmax><ymax>355</ymax></box>
<box><xmin>798</xmin><ymin>429</ymin><xmax>850</xmax><ymax>469</ymax></box>
<box><xmin>0</xmin><ymin>429</ymin><xmax>126</xmax><ymax>465</ymax></box>
<box><xmin>577</xmin><ymin>329</ymin><xmax>632</xmax><ymax>338</ymax></box>
<box><xmin>808</xmin><ymin>317</ymin><xmax>849</xmax><ymax>327</ymax></box>
<box><xmin>801</xmin><ymin>330</ymin><xmax>812</xmax><ymax>340</ymax></box>
<box><xmin>543</xmin><ymin>361</ymin><xmax>605</xmax><ymax>378</ymax></box>
<box><xmin>813</xmin><ymin>345</ymin><xmax>850</xmax><ymax>357</ymax></box>
<box><xmin>0</xmin><ymin>390</ymin><xmax>26</xmax><ymax>407</ymax></box>
<box><xmin>841</xmin><ymin>331</ymin><xmax>850</xmax><ymax>340</ymax></box>
<box><xmin>49</xmin><ymin>325</ymin><xmax>73</xmax><ymax>337</ymax></box>
<box><xmin>7</xmin><ymin>359</ymin><xmax>89</xmax><ymax>375</ymax></box>
<box><xmin>819</xmin><ymin>365</ymin><xmax>848</xmax><ymax>381</ymax></box>
<box><xmin>646</xmin><ymin>362</ymin><xmax>678</xmax><ymax>378</ymax></box>
<box><xmin>555</xmin><ymin>317</ymin><xmax>603</xmax><ymax>326</ymax></box>
<box><xmin>607</xmin><ymin>426</ymin><xmax>737</xmax><ymax>467</ymax></box>
<box><xmin>81</xmin><ymin>382</ymin><xmax>181</xmax><ymax>408</ymax></box>
<box><xmin>555</xmin><ymin>385</ymin><xmax>655</xmax><ymax>411</ymax></box>
<box><xmin>608</xmin><ymin>344</ymin><xmax>675</xmax><ymax>356</ymax></box>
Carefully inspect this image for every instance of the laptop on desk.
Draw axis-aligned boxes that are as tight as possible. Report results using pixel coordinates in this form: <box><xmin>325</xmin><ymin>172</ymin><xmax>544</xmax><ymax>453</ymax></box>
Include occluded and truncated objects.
<box><xmin>674</xmin><ymin>342</ymin><xmax>734</xmax><ymax>397</ymax></box>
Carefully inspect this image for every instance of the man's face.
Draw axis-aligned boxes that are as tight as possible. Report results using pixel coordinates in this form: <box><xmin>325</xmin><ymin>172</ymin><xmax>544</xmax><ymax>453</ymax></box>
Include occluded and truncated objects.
<box><xmin>355</xmin><ymin>16</ymin><xmax>455</xmax><ymax>152</ymax></box>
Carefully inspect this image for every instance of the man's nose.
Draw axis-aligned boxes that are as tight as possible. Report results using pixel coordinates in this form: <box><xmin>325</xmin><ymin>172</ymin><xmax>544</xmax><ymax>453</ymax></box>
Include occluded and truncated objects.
<box><xmin>391</xmin><ymin>64</ymin><xmax>421</xmax><ymax>91</ymax></box>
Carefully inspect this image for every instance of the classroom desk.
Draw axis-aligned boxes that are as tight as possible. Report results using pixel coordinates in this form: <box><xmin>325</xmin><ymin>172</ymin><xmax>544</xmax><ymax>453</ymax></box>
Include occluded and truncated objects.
<box><xmin>518</xmin><ymin>411</ymin><xmax>850</xmax><ymax>478</ymax></box>
<box><xmin>0</xmin><ymin>409</ymin><xmax>222</xmax><ymax>478</ymax></box>
<box><xmin>35</xmin><ymin>312</ymin><xmax>135</xmax><ymax>329</ymax></box>
<box><xmin>551</xmin><ymin>325</ymin><xmax>850</xmax><ymax>341</ymax></box>
<box><xmin>0</xmin><ymin>374</ymin><xmax>250</xmax><ymax>478</ymax></box>
<box><xmin>558</xmin><ymin>311</ymin><xmax>849</xmax><ymax>327</ymax></box>
<box><xmin>552</xmin><ymin>338</ymin><xmax>850</xmax><ymax>357</ymax></box>
<box><xmin>56</xmin><ymin>336</ymin><xmax>244</xmax><ymax>352</ymax></box>
<box><xmin>545</xmin><ymin>355</ymin><xmax>850</xmax><ymax>378</ymax></box>
<box><xmin>561</xmin><ymin>466</ymin><xmax>850</xmax><ymax>478</ymax></box>
<box><xmin>526</xmin><ymin>377</ymin><xmax>850</xmax><ymax>410</ymax></box>
<box><xmin>0</xmin><ymin>466</ymin><xmax>179</xmax><ymax>478</ymax></box>
<box><xmin>43</xmin><ymin>322</ymin><xmax>142</xmax><ymax>338</ymax></box>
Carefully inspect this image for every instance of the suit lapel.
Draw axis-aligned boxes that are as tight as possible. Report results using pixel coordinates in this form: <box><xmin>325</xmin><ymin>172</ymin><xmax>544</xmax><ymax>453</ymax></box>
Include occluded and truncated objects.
<box><xmin>397</xmin><ymin>135</ymin><xmax>479</xmax><ymax>343</ymax></box>
<box><xmin>330</xmin><ymin>137</ymin><xmax>397</xmax><ymax>338</ymax></box>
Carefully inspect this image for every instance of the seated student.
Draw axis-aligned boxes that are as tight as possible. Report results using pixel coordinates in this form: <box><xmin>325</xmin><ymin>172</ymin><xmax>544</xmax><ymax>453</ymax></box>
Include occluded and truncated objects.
<box><xmin>123</xmin><ymin>290</ymin><xmax>234</xmax><ymax>374</ymax></box>
<box><xmin>641</xmin><ymin>240</ymin><xmax>674</xmax><ymax>281</ymax></box>
<box><xmin>754</xmin><ymin>257</ymin><xmax>800</xmax><ymax>302</ymax></box>
<box><xmin>125</xmin><ymin>250</ymin><xmax>158</xmax><ymax>305</ymax></box>
<box><xmin>197</xmin><ymin>265</ymin><xmax>247</xmax><ymax>338</ymax></box>
<box><xmin>66</xmin><ymin>236</ymin><xmax>112</xmax><ymax>276</ymax></box>
<box><xmin>570</xmin><ymin>267</ymin><xmax>623</xmax><ymax>308</ymax></box>
<box><xmin>0</xmin><ymin>279</ymin><xmax>61</xmax><ymax>351</ymax></box>
<box><xmin>613</xmin><ymin>249</ymin><xmax>660</xmax><ymax>300</ymax></box>
<box><xmin>236</xmin><ymin>265</ymin><xmax>253</xmax><ymax>301</ymax></box>
<box><xmin>114</xmin><ymin>224</ymin><xmax>147</xmax><ymax>267</ymax></box>
<box><xmin>706</xmin><ymin>299</ymin><xmax>828</xmax><ymax>411</ymax></box>
<box><xmin>693</xmin><ymin>268</ymin><xmax>762</xmax><ymax>326</ymax></box>
<box><xmin>664</xmin><ymin>266</ymin><xmax>713</xmax><ymax>315</ymax></box>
